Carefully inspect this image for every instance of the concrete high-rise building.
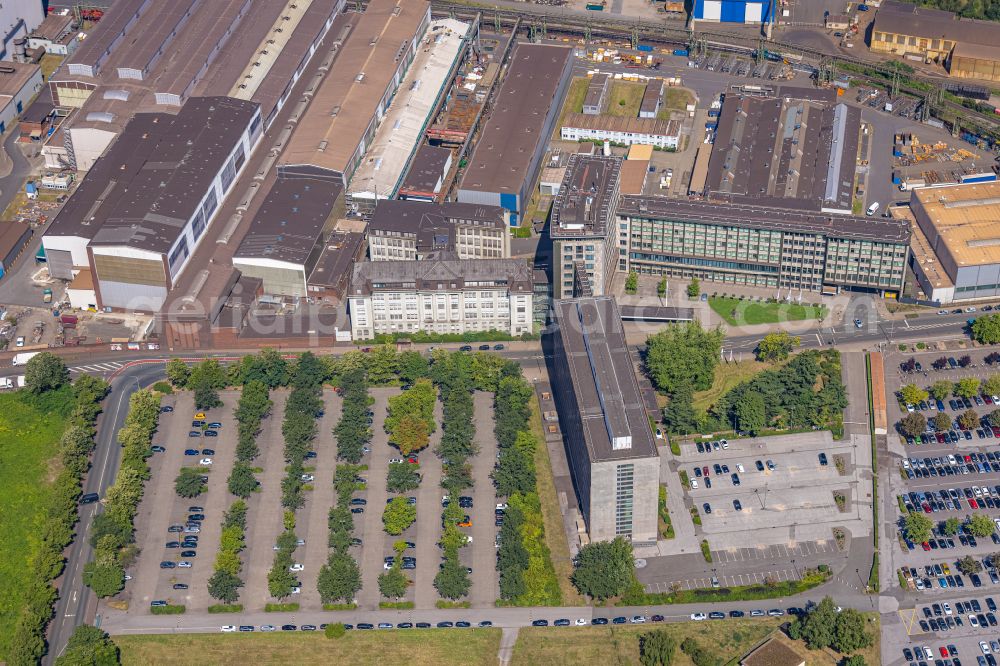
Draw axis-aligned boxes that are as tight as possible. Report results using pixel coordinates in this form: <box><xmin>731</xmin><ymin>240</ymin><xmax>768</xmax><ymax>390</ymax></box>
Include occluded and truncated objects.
<box><xmin>548</xmin><ymin>296</ymin><xmax>659</xmax><ymax>545</ymax></box>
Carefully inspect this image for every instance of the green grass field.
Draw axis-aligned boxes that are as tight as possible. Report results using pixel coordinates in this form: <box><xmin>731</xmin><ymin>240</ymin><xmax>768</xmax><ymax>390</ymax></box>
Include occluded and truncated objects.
<box><xmin>692</xmin><ymin>359</ymin><xmax>772</xmax><ymax>414</ymax></box>
<box><xmin>115</xmin><ymin>629</ymin><xmax>502</xmax><ymax>666</ymax></box>
<box><xmin>658</xmin><ymin>87</ymin><xmax>695</xmax><ymax>120</ymax></box>
<box><xmin>709</xmin><ymin>297</ymin><xmax>826</xmax><ymax>326</ymax></box>
<box><xmin>556</xmin><ymin>78</ymin><xmax>589</xmax><ymax>137</ymax></box>
<box><xmin>511</xmin><ymin>621</ymin><xmax>780</xmax><ymax>665</ymax></box>
<box><xmin>606</xmin><ymin>82</ymin><xmax>646</xmax><ymax>117</ymax></box>
<box><xmin>0</xmin><ymin>388</ymin><xmax>72</xmax><ymax>658</ymax></box>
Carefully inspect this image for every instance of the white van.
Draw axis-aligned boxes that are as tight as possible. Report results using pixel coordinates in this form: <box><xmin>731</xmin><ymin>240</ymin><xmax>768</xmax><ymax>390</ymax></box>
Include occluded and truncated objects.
<box><xmin>866</xmin><ymin>201</ymin><xmax>880</xmax><ymax>216</ymax></box>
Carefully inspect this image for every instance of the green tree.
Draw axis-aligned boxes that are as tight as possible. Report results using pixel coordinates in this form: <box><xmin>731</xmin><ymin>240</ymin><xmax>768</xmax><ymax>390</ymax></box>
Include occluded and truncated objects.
<box><xmin>365</xmin><ymin>344</ymin><xmax>401</xmax><ymax>385</ymax></box>
<box><xmin>900</xmin><ymin>383</ymin><xmax>929</xmax><ymax>406</ymax></box>
<box><xmin>625</xmin><ymin>271</ymin><xmax>638</xmax><ymax>294</ymax></box>
<box><xmin>967</xmin><ymin>513</ymin><xmax>997</xmax><ymax>538</ymax></box>
<box><xmin>188</xmin><ymin>359</ymin><xmax>228</xmax><ymax>389</ymax></box>
<box><xmin>82</xmin><ymin>561</ymin><xmax>124</xmax><ymax>598</ymax></box>
<box><xmin>267</xmin><ymin>563</ymin><xmax>296</xmax><ymax>599</ymax></box>
<box><xmin>842</xmin><ymin>657</ymin><xmax>867</xmax><ymax>666</ymax></box>
<box><xmin>174</xmin><ymin>467</ymin><xmax>206</xmax><ymax>498</ymax></box>
<box><xmin>317</xmin><ymin>551</ymin><xmax>362</xmax><ymax>604</ymax></box>
<box><xmin>686</xmin><ymin>277</ymin><xmax>700</xmax><ymax>298</ymax></box>
<box><xmin>958</xmin><ymin>554</ymin><xmax>984</xmax><ymax>576</ymax></box>
<box><xmin>24</xmin><ymin>352</ymin><xmax>69</xmax><ymax>393</ymax></box>
<box><xmin>756</xmin><ymin>331</ymin><xmax>800</xmax><ymax>362</ymax></box>
<box><xmin>55</xmin><ymin>624</ymin><xmax>119</xmax><ymax>666</ymax></box>
<box><xmin>640</xmin><ymin>629</ymin><xmax>677</xmax><ymax>666</ymax></box>
<box><xmin>207</xmin><ymin>570</ymin><xmax>243</xmax><ymax>604</ymax></box>
<box><xmin>382</xmin><ymin>497</ymin><xmax>416</xmax><ymax>535</ymax></box>
<box><xmin>571</xmin><ymin>537</ymin><xmax>635</xmax><ymax>600</ymax></box>
<box><xmin>386</xmin><ymin>461</ymin><xmax>421</xmax><ymax>493</ymax></box>
<box><xmin>193</xmin><ymin>379</ymin><xmax>222</xmax><ymax>411</ymax></box>
<box><xmin>657</xmin><ymin>277</ymin><xmax>667</xmax><ymax>298</ymax></box>
<box><xmin>662</xmin><ymin>384</ymin><xmax>699</xmax><ymax>435</ymax></box>
<box><xmin>325</xmin><ymin>623</ymin><xmax>347</xmax><ymax>639</ymax></box>
<box><xmin>392</xmin><ymin>413</ymin><xmax>430</xmax><ymax>455</ymax></box>
<box><xmin>955</xmin><ymin>377</ymin><xmax>982</xmax><ymax>399</ymax></box>
<box><xmin>972</xmin><ymin>314</ymin><xmax>1000</xmax><ymax>344</ymax></box>
<box><xmin>165</xmin><ymin>358</ymin><xmax>190</xmax><ymax>387</ymax></box>
<box><xmin>833</xmin><ymin>609</ymin><xmax>873</xmax><ymax>653</ymax></box>
<box><xmin>904</xmin><ymin>512</ymin><xmax>933</xmax><ymax>543</ymax></box>
<box><xmin>227</xmin><ymin>461</ymin><xmax>259</xmax><ymax>497</ymax></box>
<box><xmin>933</xmin><ymin>412</ymin><xmax>953</xmax><ymax>432</ymax></box>
<box><xmin>378</xmin><ymin>566</ymin><xmax>408</xmax><ymax>599</ymax></box>
<box><xmin>398</xmin><ymin>351</ymin><xmax>430</xmax><ymax>383</ymax></box>
<box><xmin>645</xmin><ymin>322</ymin><xmax>724</xmax><ymax>394</ymax></box>
<box><xmin>796</xmin><ymin>596</ymin><xmax>839</xmax><ymax>650</ymax></box>
<box><xmin>942</xmin><ymin>517</ymin><xmax>961</xmax><ymax>535</ymax></box>
<box><xmin>434</xmin><ymin>557</ymin><xmax>471</xmax><ymax>599</ymax></box>
<box><xmin>929</xmin><ymin>380</ymin><xmax>954</xmax><ymax>401</ymax></box>
<box><xmin>959</xmin><ymin>408</ymin><xmax>981</xmax><ymax>431</ymax></box>
<box><xmin>236</xmin><ymin>348</ymin><xmax>288</xmax><ymax>388</ymax></box>
<box><xmin>990</xmin><ymin>409</ymin><xmax>1000</xmax><ymax>428</ymax></box>
<box><xmin>985</xmin><ymin>375</ymin><xmax>1000</xmax><ymax>398</ymax></box>
<box><xmin>898</xmin><ymin>411</ymin><xmax>927</xmax><ymax>438</ymax></box>
<box><xmin>734</xmin><ymin>391</ymin><xmax>766</xmax><ymax>435</ymax></box>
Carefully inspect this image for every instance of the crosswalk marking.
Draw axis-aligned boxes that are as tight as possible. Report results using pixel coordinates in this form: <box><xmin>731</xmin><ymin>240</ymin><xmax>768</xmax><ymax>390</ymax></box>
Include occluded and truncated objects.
<box><xmin>70</xmin><ymin>362</ymin><xmax>124</xmax><ymax>374</ymax></box>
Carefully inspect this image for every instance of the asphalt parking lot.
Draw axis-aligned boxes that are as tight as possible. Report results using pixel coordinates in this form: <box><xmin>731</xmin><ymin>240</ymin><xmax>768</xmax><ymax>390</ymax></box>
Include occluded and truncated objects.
<box><xmin>680</xmin><ymin>432</ymin><xmax>864</xmax><ymax>543</ymax></box>
<box><xmin>123</xmin><ymin>384</ymin><xmax>504</xmax><ymax>615</ymax></box>
<box><xmin>885</xmin><ymin>349</ymin><xmax>1000</xmax><ymax>665</ymax></box>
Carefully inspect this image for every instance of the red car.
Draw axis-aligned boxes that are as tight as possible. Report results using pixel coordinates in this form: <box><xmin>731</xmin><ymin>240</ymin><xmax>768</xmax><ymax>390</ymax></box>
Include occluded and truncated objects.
<box><xmin>965</xmin><ymin>455</ymin><xmax>973</xmax><ymax>463</ymax></box>
<box><xmin>702</xmin><ymin>466</ymin><xmax>709</xmax><ymax>477</ymax></box>
<box><xmin>922</xmin><ymin>542</ymin><xmax>931</xmax><ymax>551</ymax></box>
<box><xmin>940</xmin><ymin>647</ymin><xmax>949</xmax><ymax>658</ymax></box>
<box><xmin>970</xmin><ymin>499</ymin><xmax>979</xmax><ymax>509</ymax></box>
<box><xmin>407</xmin><ymin>456</ymin><xmax>419</xmax><ymax>464</ymax></box>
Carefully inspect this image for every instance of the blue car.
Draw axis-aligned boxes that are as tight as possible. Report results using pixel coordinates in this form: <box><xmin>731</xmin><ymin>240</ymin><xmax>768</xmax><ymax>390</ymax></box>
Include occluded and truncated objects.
<box><xmin>184</xmin><ymin>449</ymin><xmax>199</xmax><ymax>455</ymax></box>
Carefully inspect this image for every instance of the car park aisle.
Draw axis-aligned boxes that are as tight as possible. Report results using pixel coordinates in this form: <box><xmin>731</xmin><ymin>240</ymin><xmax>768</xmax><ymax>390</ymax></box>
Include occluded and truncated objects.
<box><xmin>241</xmin><ymin>391</ymin><xmax>290</xmax><ymax>612</ymax></box>
<box><xmin>414</xmin><ymin>399</ymin><xmax>444</xmax><ymax>609</ymax></box>
<box><xmin>297</xmin><ymin>389</ymin><xmax>342</xmax><ymax>610</ymax></box>
<box><xmin>127</xmin><ymin>392</ymin><xmax>190</xmax><ymax>613</ymax></box>
<box><xmin>356</xmin><ymin>387</ymin><xmax>397</xmax><ymax>609</ymax></box>
<box><xmin>469</xmin><ymin>391</ymin><xmax>498</xmax><ymax>607</ymax></box>
<box><xmin>185</xmin><ymin>392</ymin><xmax>240</xmax><ymax>609</ymax></box>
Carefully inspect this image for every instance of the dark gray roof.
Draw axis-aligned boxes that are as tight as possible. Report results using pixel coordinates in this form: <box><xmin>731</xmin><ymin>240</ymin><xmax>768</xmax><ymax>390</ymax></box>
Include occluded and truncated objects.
<box><xmin>874</xmin><ymin>0</ymin><xmax>1000</xmax><ymax>46</ymax></box>
<box><xmin>65</xmin><ymin>0</ymin><xmax>151</xmax><ymax>75</ymax></box>
<box><xmin>400</xmin><ymin>144</ymin><xmax>452</xmax><ymax>194</ymax></box>
<box><xmin>705</xmin><ymin>87</ymin><xmax>858</xmax><ymax>211</ymax></box>
<box><xmin>368</xmin><ymin>199</ymin><xmax>506</xmax><ymax>242</ymax></box>
<box><xmin>234</xmin><ymin>176</ymin><xmax>343</xmax><ymax>266</ymax></box>
<box><xmin>459</xmin><ymin>42</ymin><xmax>571</xmax><ymax>195</ymax></box>
<box><xmin>583</xmin><ymin>72</ymin><xmax>609</xmax><ymax>110</ymax></box>
<box><xmin>48</xmin><ymin>96</ymin><xmax>259</xmax><ymax>254</ymax></box>
<box><xmin>619</xmin><ymin>195</ymin><xmax>911</xmax><ymax>243</ymax></box>
<box><xmin>350</xmin><ymin>257</ymin><xmax>532</xmax><ymax>296</ymax></box>
<box><xmin>307</xmin><ymin>231</ymin><xmax>365</xmax><ymax>290</ymax></box>
<box><xmin>551</xmin><ymin>154</ymin><xmax>621</xmax><ymax>238</ymax></box>
<box><xmin>639</xmin><ymin>79</ymin><xmax>662</xmax><ymax>115</ymax></box>
<box><xmin>552</xmin><ymin>296</ymin><xmax>658</xmax><ymax>463</ymax></box>
<box><xmin>618</xmin><ymin>305</ymin><xmax>695</xmax><ymax>322</ymax></box>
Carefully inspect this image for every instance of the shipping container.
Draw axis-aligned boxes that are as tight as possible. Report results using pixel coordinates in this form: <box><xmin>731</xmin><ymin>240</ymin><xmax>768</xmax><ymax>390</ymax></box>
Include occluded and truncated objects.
<box><xmin>705</xmin><ymin>122</ymin><xmax>717</xmax><ymax>130</ymax></box>
<box><xmin>672</xmin><ymin>49</ymin><xmax>689</xmax><ymax>56</ymax></box>
<box><xmin>707</xmin><ymin>109</ymin><xmax>720</xmax><ymax>117</ymax></box>
<box><xmin>60</xmin><ymin>314</ymin><xmax>78</xmax><ymax>326</ymax></box>
<box><xmin>586</xmin><ymin>3</ymin><xmax>604</xmax><ymax>9</ymax></box>
<box><xmin>637</xmin><ymin>44</ymin><xmax>653</xmax><ymax>52</ymax></box>
<box><xmin>12</xmin><ymin>351</ymin><xmax>40</xmax><ymax>366</ymax></box>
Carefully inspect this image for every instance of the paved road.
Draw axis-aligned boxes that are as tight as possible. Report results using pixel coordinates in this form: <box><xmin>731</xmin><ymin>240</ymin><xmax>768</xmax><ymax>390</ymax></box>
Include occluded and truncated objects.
<box><xmin>46</xmin><ymin>363</ymin><xmax>166</xmax><ymax>664</ymax></box>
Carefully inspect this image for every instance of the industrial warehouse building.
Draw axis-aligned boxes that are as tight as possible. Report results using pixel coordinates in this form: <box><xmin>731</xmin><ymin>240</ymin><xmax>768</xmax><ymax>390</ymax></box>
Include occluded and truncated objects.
<box><xmin>694</xmin><ymin>0</ymin><xmax>774</xmax><ymax>24</ymax></box>
<box><xmin>232</xmin><ymin>177</ymin><xmax>345</xmax><ymax>299</ymax></box>
<box><xmin>278</xmin><ymin>0</ymin><xmax>431</xmax><ymax>188</ymax></box>
<box><xmin>346</xmin><ymin>17</ymin><xmax>470</xmax><ymax>207</ymax></box>
<box><xmin>871</xmin><ymin>0</ymin><xmax>1000</xmax><ymax>81</ymax></box>
<box><xmin>704</xmin><ymin>87</ymin><xmax>861</xmax><ymax>214</ymax></box>
<box><xmin>348</xmin><ymin>257</ymin><xmax>534</xmax><ymax>340</ymax></box>
<box><xmin>617</xmin><ymin>196</ymin><xmax>910</xmax><ymax>294</ymax></box>
<box><xmin>42</xmin><ymin>97</ymin><xmax>262</xmax><ymax>312</ymax></box>
<box><xmin>397</xmin><ymin>144</ymin><xmax>453</xmax><ymax>202</ymax></box>
<box><xmin>906</xmin><ymin>182</ymin><xmax>1000</xmax><ymax>304</ymax></box>
<box><xmin>457</xmin><ymin>42</ymin><xmax>573</xmax><ymax>225</ymax></box>
<box><xmin>45</xmin><ymin>0</ymin><xmax>345</xmax><ymax>170</ymax></box>
<box><xmin>548</xmin><ymin>296</ymin><xmax>659</xmax><ymax>545</ymax></box>
<box><xmin>560</xmin><ymin>114</ymin><xmax>681</xmax><ymax>150</ymax></box>
<box><xmin>0</xmin><ymin>60</ymin><xmax>42</xmax><ymax>136</ymax></box>
<box><xmin>550</xmin><ymin>154</ymin><xmax>622</xmax><ymax>300</ymax></box>
<box><xmin>367</xmin><ymin>200</ymin><xmax>509</xmax><ymax>261</ymax></box>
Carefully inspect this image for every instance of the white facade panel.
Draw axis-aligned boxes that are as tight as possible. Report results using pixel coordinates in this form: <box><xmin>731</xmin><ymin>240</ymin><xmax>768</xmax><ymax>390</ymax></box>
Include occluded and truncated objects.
<box><xmin>744</xmin><ymin>3</ymin><xmax>763</xmax><ymax>22</ymax></box>
<box><xmin>702</xmin><ymin>0</ymin><xmax>722</xmax><ymax>20</ymax></box>
<box><xmin>42</xmin><ymin>234</ymin><xmax>91</xmax><ymax>268</ymax></box>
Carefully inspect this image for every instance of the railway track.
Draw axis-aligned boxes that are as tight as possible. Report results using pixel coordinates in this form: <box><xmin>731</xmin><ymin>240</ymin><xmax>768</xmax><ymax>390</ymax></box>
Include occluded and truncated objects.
<box><xmin>431</xmin><ymin>0</ymin><xmax>1000</xmax><ymax>140</ymax></box>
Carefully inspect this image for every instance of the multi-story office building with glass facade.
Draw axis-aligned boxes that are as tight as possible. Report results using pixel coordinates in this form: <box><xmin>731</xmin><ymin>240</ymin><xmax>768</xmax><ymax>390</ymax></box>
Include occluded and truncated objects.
<box><xmin>616</xmin><ymin>197</ymin><xmax>910</xmax><ymax>295</ymax></box>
